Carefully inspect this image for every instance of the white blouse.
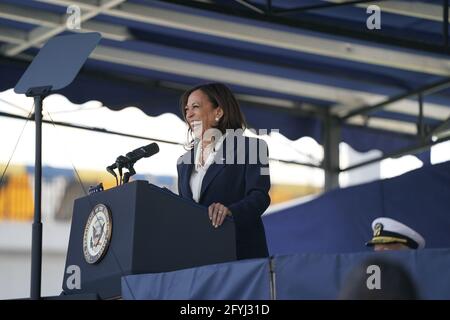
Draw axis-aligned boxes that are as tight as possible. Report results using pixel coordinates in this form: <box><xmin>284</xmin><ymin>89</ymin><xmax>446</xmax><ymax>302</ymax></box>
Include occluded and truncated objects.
<box><xmin>189</xmin><ymin>134</ymin><xmax>227</xmax><ymax>203</ymax></box>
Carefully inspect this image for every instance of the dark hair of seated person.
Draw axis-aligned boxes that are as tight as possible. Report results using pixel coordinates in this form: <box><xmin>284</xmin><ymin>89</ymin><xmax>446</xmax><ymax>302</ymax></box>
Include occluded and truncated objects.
<box><xmin>338</xmin><ymin>257</ymin><xmax>419</xmax><ymax>300</ymax></box>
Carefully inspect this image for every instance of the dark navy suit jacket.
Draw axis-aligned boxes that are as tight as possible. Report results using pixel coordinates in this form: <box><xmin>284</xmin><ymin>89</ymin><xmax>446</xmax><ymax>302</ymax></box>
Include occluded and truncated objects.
<box><xmin>177</xmin><ymin>134</ymin><xmax>271</xmax><ymax>260</ymax></box>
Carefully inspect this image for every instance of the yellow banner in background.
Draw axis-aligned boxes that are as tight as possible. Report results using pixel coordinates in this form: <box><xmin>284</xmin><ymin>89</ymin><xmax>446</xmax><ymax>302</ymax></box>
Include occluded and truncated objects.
<box><xmin>0</xmin><ymin>172</ymin><xmax>33</xmax><ymax>220</ymax></box>
<box><xmin>0</xmin><ymin>164</ymin><xmax>320</xmax><ymax>221</ymax></box>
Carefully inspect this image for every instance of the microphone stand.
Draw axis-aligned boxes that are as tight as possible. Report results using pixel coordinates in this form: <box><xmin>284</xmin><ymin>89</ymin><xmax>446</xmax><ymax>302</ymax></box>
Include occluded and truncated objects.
<box><xmin>106</xmin><ymin>166</ymin><xmax>118</xmax><ymax>186</ymax></box>
<box><xmin>123</xmin><ymin>164</ymin><xmax>136</xmax><ymax>184</ymax></box>
<box><xmin>109</xmin><ymin>158</ymin><xmax>137</xmax><ymax>185</ymax></box>
<box><xmin>115</xmin><ymin>156</ymin><xmax>128</xmax><ymax>186</ymax></box>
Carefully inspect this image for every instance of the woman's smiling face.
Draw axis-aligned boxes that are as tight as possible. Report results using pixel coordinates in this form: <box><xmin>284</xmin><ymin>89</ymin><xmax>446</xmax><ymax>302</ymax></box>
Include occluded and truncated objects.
<box><xmin>184</xmin><ymin>89</ymin><xmax>222</xmax><ymax>139</ymax></box>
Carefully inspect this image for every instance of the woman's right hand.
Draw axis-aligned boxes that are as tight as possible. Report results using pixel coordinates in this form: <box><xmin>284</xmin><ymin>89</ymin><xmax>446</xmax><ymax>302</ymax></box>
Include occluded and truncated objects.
<box><xmin>208</xmin><ymin>202</ymin><xmax>232</xmax><ymax>228</ymax></box>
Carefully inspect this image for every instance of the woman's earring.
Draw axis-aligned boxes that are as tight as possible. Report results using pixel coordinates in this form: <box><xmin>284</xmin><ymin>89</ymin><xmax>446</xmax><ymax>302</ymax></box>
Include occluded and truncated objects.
<box><xmin>215</xmin><ymin>117</ymin><xmax>220</xmax><ymax>122</ymax></box>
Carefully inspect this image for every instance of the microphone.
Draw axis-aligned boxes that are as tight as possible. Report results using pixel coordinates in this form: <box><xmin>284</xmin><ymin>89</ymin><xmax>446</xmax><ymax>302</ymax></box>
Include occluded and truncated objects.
<box><xmin>125</xmin><ymin>143</ymin><xmax>159</xmax><ymax>164</ymax></box>
<box><xmin>106</xmin><ymin>143</ymin><xmax>160</xmax><ymax>185</ymax></box>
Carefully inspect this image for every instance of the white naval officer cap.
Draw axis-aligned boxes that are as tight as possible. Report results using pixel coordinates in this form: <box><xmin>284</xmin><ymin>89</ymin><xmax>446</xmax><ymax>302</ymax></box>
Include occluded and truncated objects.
<box><xmin>366</xmin><ymin>217</ymin><xmax>426</xmax><ymax>249</ymax></box>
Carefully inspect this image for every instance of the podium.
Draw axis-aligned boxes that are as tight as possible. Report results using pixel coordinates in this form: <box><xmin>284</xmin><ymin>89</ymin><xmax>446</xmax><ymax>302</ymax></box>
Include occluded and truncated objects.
<box><xmin>62</xmin><ymin>180</ymin><xmax>236</xmax><ymax>299</ymax></box>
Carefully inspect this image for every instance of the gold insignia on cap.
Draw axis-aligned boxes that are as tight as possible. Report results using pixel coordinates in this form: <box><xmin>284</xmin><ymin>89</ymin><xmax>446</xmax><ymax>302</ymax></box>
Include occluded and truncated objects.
<box><xmin>374</xmin><ymin>223</ymin><xmax>383</xmax><ymax>237</ymax></box>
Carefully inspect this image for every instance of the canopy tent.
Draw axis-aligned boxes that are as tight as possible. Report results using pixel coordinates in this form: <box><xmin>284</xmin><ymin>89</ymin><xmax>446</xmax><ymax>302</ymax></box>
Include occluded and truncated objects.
<box><xmin>1</xmin><ymin>0</ymin><xmax>450</xmax><ymax>189</ymax></box>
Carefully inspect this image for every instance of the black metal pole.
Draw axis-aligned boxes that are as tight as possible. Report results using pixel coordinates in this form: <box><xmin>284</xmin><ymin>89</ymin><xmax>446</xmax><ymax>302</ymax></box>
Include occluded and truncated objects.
<box><xmin>234</xmin><ymin>0</ymin><xmax>265</xmax><ymax>14</ymax></box>
<box><xmin>444</xmin><ymin>0</ymin><xmax>449</xmax><ymax>49</ymax></box>
<box><xmin>30</xmin><ymin>95</ymin><xmax>43</xmax><ymax>300</ymax></box>
<box><xmin>340</xmin><ymin>135</ymin><xmax>450</xmax><ymax>172</ymax></box>
<box><xmin>323</xmin><ymin>113</ymin><xmax>340</xmax><ymax>191</ymax></box>
<box><xmin>274</xmin><ymin>0</ymin><xmax>385</xmax><ymax>14</ymax></box>
<box><xmin>341</xmin><ymin>78</ymin><xmax>450</xmax><ymax>121</ymax></box>
<box><xmin>418</xmin><ymin>93</ymin><xmax>424</xmax><ymax>139</ymax></box>
<box><xmin>427</xmin><ymin>116</ymin><xmax>450</xmax><ymax>139</ymax></box>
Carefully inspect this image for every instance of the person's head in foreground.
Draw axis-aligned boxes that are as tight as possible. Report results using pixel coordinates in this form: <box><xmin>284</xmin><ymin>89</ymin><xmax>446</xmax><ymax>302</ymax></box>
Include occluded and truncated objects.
<box><xmin>338</xmin><ymin>257</ymin><xmax>419</xmax><ymax>300</ymax></box>
<box><xmin>366</xmin><ymin>217</ymin><xmax>426</xmax><ymax>251</ymax></box>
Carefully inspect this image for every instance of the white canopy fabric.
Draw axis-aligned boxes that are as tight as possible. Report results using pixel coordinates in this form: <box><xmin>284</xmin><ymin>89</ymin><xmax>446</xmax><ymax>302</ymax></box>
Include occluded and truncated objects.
<box><xmin>0</xmin><ymin>89</ymin><xmax>326</xmax><ymax>186</ymax></box>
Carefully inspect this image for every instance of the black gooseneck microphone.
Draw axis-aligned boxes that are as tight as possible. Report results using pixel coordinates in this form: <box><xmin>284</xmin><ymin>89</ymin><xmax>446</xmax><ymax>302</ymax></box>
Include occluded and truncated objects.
<box><xmin>106</xmin><ymin>143</ymin><xmax>159</xmax><ymax>185</ymax></box>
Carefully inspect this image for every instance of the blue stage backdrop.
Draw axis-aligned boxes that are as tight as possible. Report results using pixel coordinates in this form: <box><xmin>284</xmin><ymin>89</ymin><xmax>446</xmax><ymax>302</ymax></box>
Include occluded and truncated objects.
<box><xmin>263</xmin><ymin>161</ymin><xmax>450</xmax><ymax>255</ymax></box>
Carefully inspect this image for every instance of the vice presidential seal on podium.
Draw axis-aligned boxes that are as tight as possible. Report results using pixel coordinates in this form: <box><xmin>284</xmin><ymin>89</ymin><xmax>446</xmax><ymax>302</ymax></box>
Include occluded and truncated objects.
<box><xmin>83</xmin><ymin>204</ymin><xmax>113</xmax><ymax>265</ymax></box>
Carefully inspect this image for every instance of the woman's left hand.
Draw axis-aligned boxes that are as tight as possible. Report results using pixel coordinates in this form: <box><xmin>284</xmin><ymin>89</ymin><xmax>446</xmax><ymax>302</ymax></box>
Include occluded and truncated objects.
<box><xmin>208</xmin><ymin>202</ymin><xmax>231</xmax><ymax>228</ymax></box>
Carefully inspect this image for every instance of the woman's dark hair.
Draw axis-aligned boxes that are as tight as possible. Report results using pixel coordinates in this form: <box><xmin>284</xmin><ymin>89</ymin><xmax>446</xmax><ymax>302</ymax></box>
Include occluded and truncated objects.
<box><xmin>180</xmin><ymin>82</ymin><xmax>247</xmax><ymax>149</ymax></box>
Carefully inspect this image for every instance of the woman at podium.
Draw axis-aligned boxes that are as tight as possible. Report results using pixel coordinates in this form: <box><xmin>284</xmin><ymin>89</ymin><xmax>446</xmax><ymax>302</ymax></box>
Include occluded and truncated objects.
<box><xmin>177</xmin><ymin>83</ymin><xmax>271</xmax><ymax>260</ymax></box>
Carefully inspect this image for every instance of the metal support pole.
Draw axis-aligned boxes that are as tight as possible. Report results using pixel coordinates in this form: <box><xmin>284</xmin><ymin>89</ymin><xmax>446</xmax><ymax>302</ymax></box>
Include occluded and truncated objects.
<box><xmin>340</xmin><ymin>135</ymin><xmax>450</xmax><ymax>172</ymax></box>
<box><xmin>418</xmin><ymin>93</ymin><xmax>424</xmax><ymax>139</ymax></box>
<box><xmin>266</xmin><ymin>0</ymin><xmax>272</xmax><ymax>16</ymax></box>
<box><xmin>323</xmin><ymin>113</ymin><xmax>340</xmax><ymax>191</ymax></box>
<box><xmin>444</xmin><ymin>0</ymin><xmax>449</xmax><ymax>49</ymax></box>
<box><xmin>275</xmin><ymin>0</ymin><xmax>386</xmax><ymax>14</ymax></box>
<box><xmin>342</xmin><ymin>78</ymin><xmax>450</xmax><ymax>121</ymax></box>
<box><xmin>30</xmin><ymin>95</ymin><xmax>43</xmax><ymax>300</ymax></box>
